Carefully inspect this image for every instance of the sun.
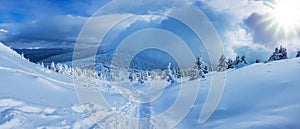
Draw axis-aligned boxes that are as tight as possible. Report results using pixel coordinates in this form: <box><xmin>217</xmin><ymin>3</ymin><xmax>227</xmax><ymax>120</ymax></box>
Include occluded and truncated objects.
<box><xmin>263</xmin><ymin>0</ymin><xmax>300</xmax><ymax>36</ymax></box>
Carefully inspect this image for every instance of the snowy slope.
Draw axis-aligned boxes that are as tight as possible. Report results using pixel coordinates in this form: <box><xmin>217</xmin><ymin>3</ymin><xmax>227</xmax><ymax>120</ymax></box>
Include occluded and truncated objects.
<box><xmin>0</xmin><ymin>43</ymin><xmax>87</xmax><ymax>128</ymax></box>
<box><xmin>177</xmin><ymin>58</ymin><xmax>300</xmax><ymax>129</ymax></box>
<box><xmin>1</xmin><ymin>41</ymin><xmax>300</xmax><ymax>128</ymax></box>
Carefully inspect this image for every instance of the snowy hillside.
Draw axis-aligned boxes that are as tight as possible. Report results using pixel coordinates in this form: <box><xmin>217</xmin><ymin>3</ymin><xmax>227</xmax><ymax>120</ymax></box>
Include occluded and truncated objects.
<box><xmin>1</xmin><ymin>41</ymin><xmax>300</xmax><ymax>128</ymax></box>
<box><xmin>0</xmin><ymin>42</ymin><xmax>87</xmax><ymax>128</ymax></box>
<box><xmin>178</xmin><ymin>58</ymin><xmax>300</xmax><ymax>128</ymax></box>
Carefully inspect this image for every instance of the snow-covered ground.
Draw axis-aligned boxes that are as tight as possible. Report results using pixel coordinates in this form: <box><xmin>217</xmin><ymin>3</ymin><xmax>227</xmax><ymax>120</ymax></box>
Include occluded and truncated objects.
<box><xmin>1</xmin><ymin>41</ymin><xmax>300</xmax><ymax>129</ymax></box>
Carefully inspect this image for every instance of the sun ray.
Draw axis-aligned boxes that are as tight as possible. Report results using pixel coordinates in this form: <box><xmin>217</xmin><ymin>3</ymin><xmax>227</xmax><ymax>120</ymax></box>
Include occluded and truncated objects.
<box><xmin>265</xmin><ymin>19</ymin><xmax>277</xmax><ymax>31</ymax></box>
<box><xmin>261</xmin><ymin>0</ymin><xmax>300</xmax><ymax>37</ymax></box>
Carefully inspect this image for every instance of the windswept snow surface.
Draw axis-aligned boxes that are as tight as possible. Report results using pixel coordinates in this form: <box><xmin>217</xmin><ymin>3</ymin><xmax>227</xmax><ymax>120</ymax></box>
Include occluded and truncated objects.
<box><xmin>1</xmin><ymin>41</ymin><xmax>300</xmax><ymax>129</ymax></box>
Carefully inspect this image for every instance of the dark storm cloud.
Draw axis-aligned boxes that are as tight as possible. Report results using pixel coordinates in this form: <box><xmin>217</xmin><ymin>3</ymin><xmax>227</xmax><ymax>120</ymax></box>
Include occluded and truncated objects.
<box><xmin>0</xmin><ymin>0</ymin><xmax>111</xmax><ymax>48</ymax></box>
<box><xmin>1</xmin><ymin>15</ymin><xmax>87</xmax><ymax>48</ymax></box>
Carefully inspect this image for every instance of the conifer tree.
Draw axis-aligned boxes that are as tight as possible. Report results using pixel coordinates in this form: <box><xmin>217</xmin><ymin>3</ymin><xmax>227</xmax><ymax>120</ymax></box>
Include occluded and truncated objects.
<box><xmin>227</xmin><ymin>58</ymin><xmax>235</xmax><ymax>69</ymax></box>
<box><xmin>255</xmin><ymin>59</ymin><xmax>260</xmax><ymax>63</ymax></box>
<box><xmin>217</xmin><ymin>54</ymin><xmax>227</xmax><ymax>72</ymax></box>
<box><xmin>41</xmin><ymin>62</ymin><xmax>45</xmax><ymax>68</ymax></box>
<box><xmin>50</xmin><ymin>62</ymin><xmax>56</xmax><ymax>71</ymax></box>
<box><xmin>166</xmin><ymin>63</ymin><xmax>176</xmax><ymax>83</ymax></box>
<box><xmin>269</xmin><ymin>46</ymin><xmax>288</xmax><ymax>61</ymax></box>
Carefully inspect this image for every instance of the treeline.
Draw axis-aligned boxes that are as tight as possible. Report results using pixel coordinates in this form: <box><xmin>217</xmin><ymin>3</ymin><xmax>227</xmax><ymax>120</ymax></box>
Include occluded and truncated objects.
<box><xmin>29</xmin><ymin>46</ymin><xmax>300</xmax><ymax>84</ymax></box>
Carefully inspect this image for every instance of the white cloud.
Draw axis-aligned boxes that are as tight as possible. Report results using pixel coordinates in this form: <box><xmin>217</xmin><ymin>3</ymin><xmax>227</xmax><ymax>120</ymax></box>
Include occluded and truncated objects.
<box><xmin>223</xmin><ymin>27</ymin><xmax>271</xmax><ymax>59</ymax></box>
<box><xmin>192</xmin><ymin>0</ymin><xmax>290</xmax><ymax>61</ymax></box>
<box><xmin>0</xmin><ymin>29</ymin><xmax>8</xmax><ymax>33</ymax></box>
<box><xmin>78</xmin><ymin>13</ymin><xmax>167</xmax><ymax>47</ymax></box>
<box><xmin>0</xmin><ymin>29</ymin><xmax>9</xmax><ymax>41</ymax></box>
<box><xmin>198</xmin><ymin>0</ymin><xmax>268</xmax><ymax>21</ymax></box>
<box><xmin>100</xmin><ymin>0</ymin><xmax>274</xmax><ymax>61</ymax></box>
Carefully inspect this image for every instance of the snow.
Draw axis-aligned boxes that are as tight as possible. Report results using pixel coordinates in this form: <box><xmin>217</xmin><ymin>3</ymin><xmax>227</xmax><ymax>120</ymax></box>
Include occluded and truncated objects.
<box><xmin>0</xmin><ymin>41</ymin><xmax>300</xmax><ymax>128</ymax></box>
<box><xmin>0</xmin><ymin>42</ymin><xmax>82</xmax><ymax>128</ymax></box>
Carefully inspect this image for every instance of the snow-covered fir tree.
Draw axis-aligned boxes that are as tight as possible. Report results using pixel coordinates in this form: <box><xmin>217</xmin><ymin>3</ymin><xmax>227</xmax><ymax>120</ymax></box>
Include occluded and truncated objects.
<box><xmin>269</xmin><ymin>46</ymin><xmax>288</xmax><ymax>61</ymax></box>
<box><xmin>235</xmin><ymin>55</ymin><xmax>249</xmax><ymax>68</ymax></box>
<box><xmin>128</xmin><ymin>72</ymin><xmax>134</xmax><ymax>82</ymax></box>
<box><xmin>166</xmin><ymin>63</ymin><xmax>176</xmax><ymax>83</ymax></box>
<box><xmin>233</xmin><ymin>55</ymin><xmax>249</xmax><ymax>68</ymax></box>
<box><xmin>40</xmin><ymin>62</ymin><xmax>45</xmax><ymax>68</ymax></box>
<box><xmin>56</xmin><ymin>63</ymin><xmax>63</xmax><ymax>74</ymax></box>
<box><xmin>255</xmin><ymin>59</ymin><xmax>260</xmax><ymax>63</ymax></box>
<box><xmin>74</xmin><ymin>67</ymin><xmax>83</xmax><ymax>76</ymax></box>
<box><xmin>279</xmin><ymin>46</ymin><xmax>288</xmax><ymax>59</ymax></box>
<box><xmin>197</xmin><ymin>54</ymin><xmax>210</xmax><ymax>73</ymax></box>
<box><xmin>187</xmin><ymin>68</ymin><xmax>198</xmax><ymax>80</ymax></box>
<box><xmin>217</xmin><ymin>54</ymin><xmax>227</xmax><ymax>72</ymax></box>
<box><xmin>193</xmin><ymin>54</ymin><xmax>207</xmax><ymax>78</ymax></box>
<box><xmin>62</xmin><ymin>64</ymin><xmax>69</xmax><ymax>75</ymax></box>
<box><xmin>138</xmin><ymin>72</ymin><xmax>144</xmax><ymax>83</ymax></box>
<box><xmin>241</xmin><ymin>55</ymin><xmax>249</xmax><ymax>64</ymax></box>
<box><xmin>21</xmin><ymin>53</ymin><xmax>24</xmax><ymax>59</ymax></box>
<box><xmin>50</xmin><ymin>62</ymin><xmax>56</xmax><ymax>71</ymax></box>
<box><xmin>227</xmin><ymin>58</ymin><xmax>235</xmax><ymax>69</ymax></box>
<box><xmin>234</xmin><ymin>55</ymin><xmax>241</xmax><ymax>66</ymax></box>
<box><xmin>174</xmin><ymin>67</ymin><xmax>182</xmax><ymax>78</ymax></box>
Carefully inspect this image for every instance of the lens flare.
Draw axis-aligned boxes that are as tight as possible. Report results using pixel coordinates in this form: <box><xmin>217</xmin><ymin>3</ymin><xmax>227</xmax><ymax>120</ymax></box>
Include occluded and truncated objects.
<box><xmin>263</xmin><ymin>0</ymin><xmax>300</xmax><ymax>36</ymax></box>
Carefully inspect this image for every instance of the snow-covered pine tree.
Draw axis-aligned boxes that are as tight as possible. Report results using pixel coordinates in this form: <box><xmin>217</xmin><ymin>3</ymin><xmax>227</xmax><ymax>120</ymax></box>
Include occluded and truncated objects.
<box><xmin>129</xmin><ymin>72</ymin><xmax>134</xmax><ymax>82</ymax></box>
<box><xmin>166</xmin><ymin>63</ymin><xmax>176</xmax><ymax>83</ymax></box>
<box><xmin>93</xmin><ymin>71</ymin><xmax>99</xmax><ymax>79</ymax></box>
<box><xmin>147</xmin><ymin>71</ymin><xmax>154</xmax><ymax>80</ymax></box>
<box><xmin>297</xmin><ymin>51</ymin><xmax>300</xmax><ymax>58</ymax></box>
<box><xmin>234</xmin><ymin>55</ymin><xmax>241</xmax><ymax>66</ymax></box>
<box><xmin>227</xmin><ymin>58</ymin><xmax>235</xmax><ymax>69</ymax></box>
<box><xmin>172</xmin><ymin>67</ymin><xmax>177</xmax><ymax>78</ymax></box>
<box><xmin>74</xmin><ymin>67</ymin><xmax>82</xmax><ymax>77</ymax></box>
<box><xmin>56</xmin><ymin>63</ymin><xmax>63</xmax><ymax>73</ymax></box>
<box><xmin>217</xmin><ymin>54</ymin><xmax>228</xmax><ymax>72</ymax></box>
<box><xmin>143</xmin><ymin>71</ymin><xmax>149</xmax><ymax>81</ymax></box>
<box><xmin>175</xmin><ymin>67</ymin><xmax>182</xmax><ymax>78</ymax></box>
<box><xmin>273</xmin><ymin>47</ymin><xmax>281</xmax><ymax>60</ymax></box>
<box><xmin>269</xmin><ymin>46</ymin><xmax>288</xmax><ymax>61</ymax></box>
<box><xmin>241</xmin><ymin>55</ymin><xmax>249</xmax><ymax>65</ymax></box>
<box><xmin>255</xmin><ymin>59</ymin><xmax>260</xmax><ymax>63</ymax></box>
<box><xmin>70</xmin><ymin>67</ymin><xmax>75</xmax><ymax>76</ymax></box>
<box><xmin>234</xmin><ymin>55</ymin><xmax>249</xmax><ymax>68</ymax></box>
<box><xmin>50</xmin><ymin>62</ymin><xmax>56</xmax><ymax>71</ymax></box>
<box><xmin>279</xmin><ymin>46</ymin><xmax>288</xmax><ymax>59</ymax></box>
<box><xmin>87</xmin><ymin>70</ymin><xmax>95</xmax><ymax>78</ymax></box>
<box><xmin>195</xmin><ymin>55</ymin><xmax>206</xmax><ymax>78</ymax></box>
<box><xmin>187</xmin><ymin>68</ymin><xmax>197</xmax><ymax>80</ymax></box>
<box><xmin>41</xmin><ymin>62</ymin><xmax>45</xmax><ymax>68</ymax></box>
<box><xmin>62</xmin><ymin>64</ymin><xmax>69</xmax><ymax>75</ymax></box>
<box><xmin>21</xmin><ymin>53</ymin><xmax>24</xmax><ymax>59</ymax></box>
<box><xmin>137</xmin><ymin>71</ymin><xmax>144</xmax><ymax>83</ymax></box>
<box><xmin>154</xmin><ymin>69</ymin><xmax>164</xmax><ymax>80</ymax></box>
<box><xmin>82</xmin><ymin>69</ymin><xmax>88</xmax><ymax>77</ymax></box>
<box><xmin>195</xmin><ymin>54</ymin><xmax>211</xmax><ymax>76</ymax></box>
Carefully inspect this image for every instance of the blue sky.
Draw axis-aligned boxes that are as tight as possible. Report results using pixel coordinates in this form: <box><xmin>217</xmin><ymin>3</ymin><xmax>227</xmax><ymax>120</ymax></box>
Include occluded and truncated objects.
<box><xmin>0</xmin><ymin>0</ymin><xmax>299</xmax><ymax>62</ymax></box>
